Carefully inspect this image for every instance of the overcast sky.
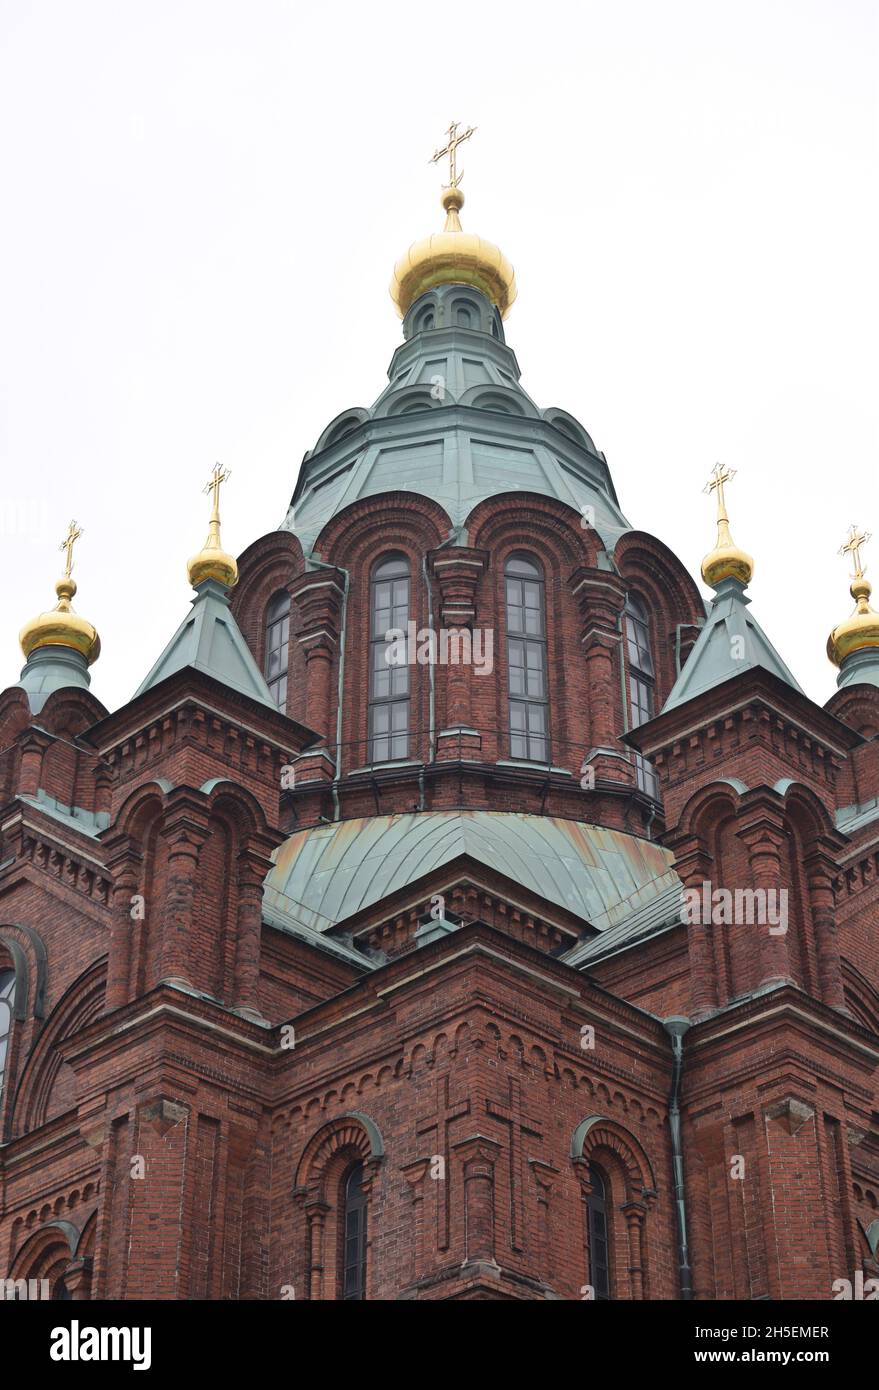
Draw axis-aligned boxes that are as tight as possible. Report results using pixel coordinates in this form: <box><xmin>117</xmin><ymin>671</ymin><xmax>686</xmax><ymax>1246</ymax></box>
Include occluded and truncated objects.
<box><xmin>0</xmin><ymin>0</ymin><xmax>876</xmax><ymax>717</ymax></box>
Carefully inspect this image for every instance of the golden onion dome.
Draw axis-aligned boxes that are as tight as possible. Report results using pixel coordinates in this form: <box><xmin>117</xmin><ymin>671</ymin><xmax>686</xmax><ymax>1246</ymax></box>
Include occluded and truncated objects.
<box><xmin>19</xmin><ymin>524</ymin><xmax>100</xmax><ymax>665</ymax></box>
<box><xmin>827</xmin><ymin>526</ymin><xmax>879</xmax><ymax>666</ymax></box>
<box><xmin>700</xmin><ymin>463</ymin><xmax>754</xmax><ymax>588</ymax></box>
<box><xmin>390</xmin><ymin>186</ymin><xmax>517</xmax><ymax>320</ymax></box>
<box><xmin>187</xmin><ymin>463</ymin><xmax>239</xmax><ymax>589</ymax></box>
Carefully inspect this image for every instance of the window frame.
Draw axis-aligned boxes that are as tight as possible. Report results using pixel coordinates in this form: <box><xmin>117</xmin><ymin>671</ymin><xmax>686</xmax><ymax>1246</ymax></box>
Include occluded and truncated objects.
<box><xmin>341</xmin><ymin>1161</ymin><xmax>368</xmax><ymax>1301</ymax></box>
<box><xmin>586</xmin><ymin>1162</ymin><xmax>611</xmax><ymax>1300</ymax></box>
<box><xmin>368</xmin><ymin>553</ymin><xmax>411</xmax><ymax>764</ymax></box>
<box><xmin>624</xmin><ymin>595</ymin><xmax>660</xmax><ymax>799</ymax></box>
<box><xmin>264</xmin><ymin>590</ymin><xmax>291</xmax><ymax>711</ymax></box>
<box><xmin>505</xmin><ymin>552</ymin><xmax>550</xmax><ymax>764</ymax></box>
<box><xmin>0</xmin><ymin>967</ymin><xmax>16</xmax><ymax>1107</ymax></box>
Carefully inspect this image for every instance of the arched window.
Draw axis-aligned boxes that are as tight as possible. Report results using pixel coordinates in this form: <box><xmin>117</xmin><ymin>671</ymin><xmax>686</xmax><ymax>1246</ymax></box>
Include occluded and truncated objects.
<box><xmin>265</xmin><ymin>591</ymin><xmax>290</xmax><ymax>710</ymax></box>
<box><xmin>415</xmin><ymin>307</ymin><xmax>435</xmax><ymax>333</ymax></box>
<box><xmin>505</xmin><ymin>554</ymin><xmax>549</xmax><ymax>762</ymax></box>
<box><xmin>587</xmin><ymin>1163</ymin><xmax>611</xmax><ymax>1300</ymax></box>
<box><xmin>0</xmin><ymin>968</ymin><xmax>15</xmax><ymax>1105</ymax></box>
<box><xmin>624</xmin><ymin>596</ymin><xmax>659</xmax><ymax>798</ymax></box>
<box><xmin>455</xmin><ymin>303</ymin><xmax>474</xmax><ymax>329</ymax></box>
<box><xmin>342</xmin><ymin>1162</ymin><xmax>368</xmax><ymax>1300</ymax></box>
<box><xmin>369</xmin><ymin>554</ymin><xmax>410</xmax><ymax>763</ymax></box>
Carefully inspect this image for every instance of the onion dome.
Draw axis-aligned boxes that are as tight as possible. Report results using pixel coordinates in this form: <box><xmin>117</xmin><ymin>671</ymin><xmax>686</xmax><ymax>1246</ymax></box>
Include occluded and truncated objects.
<box><xmin>187</xmin><ymin>463</ymin><xmax>239</xmax><ymax>588</ymax></box>
<box><xmin>827</xmin><ymin>525</ymin><xmax>879</xmax><ymax>667</ymax></box>
<box><xmin>19</xmin><ymin>521</ymin><xmax>100</xmax><ymax>664</ymax></box>
<box><xmin>700</xmin><ymin>463</ymin><xmax>754</xmax><ymax>588</ymax></box>
<box><xmin>390</xmin><ymin>122</ymin><xmax>516</xmax><ymax>320</ymax></box>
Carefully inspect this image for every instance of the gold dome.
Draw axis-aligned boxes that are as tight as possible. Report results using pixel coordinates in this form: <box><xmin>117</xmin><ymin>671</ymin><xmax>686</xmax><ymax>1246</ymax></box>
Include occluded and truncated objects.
<box><xmin>390</xmin><ymin>186</ymin><xmax>517</xmax><ymax>320</ymax></box>
<box><xmin>700</xmin><ymin>463</ymin><xmax>754</xmax><ymax>588</ymax></box>
<box><xmin>19</xmin><ymin>523</ymin><xmax>100</xmax><ymax>664</ymax></box>
<box><xmin>827</xmin><ymin>526</ymin><xmax>879</xmax><ymax>666</ymax></box>
<box><xmin>187</xmin><ymin>463</ymin><xmax>238</xmax><ymax>589</ymax></box>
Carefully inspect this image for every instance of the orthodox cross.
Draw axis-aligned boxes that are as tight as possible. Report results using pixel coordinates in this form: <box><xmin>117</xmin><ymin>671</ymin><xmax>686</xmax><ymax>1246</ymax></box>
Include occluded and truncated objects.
<box><xmin>59</xmin><ymin>520</ymin><xmax>83</xmax><ymax>578</ymax></box>
<box><xmin>430</xmin><ymin>121</ymin><xmax>476</xmax><ymax>188</ymax></box>
<box><xmin>416</xmin><ymin>1075</ymin><xmax>470</xmax><ymax>1251</ymax></box>
<box><xmin>203</xmin><ymin>462</ymin><xmax>231</xmax><ymax>519</ymax></box>
<box><xmin>486</xmin><ymin>1077</ymin><xmax>544</xmax><ymax>1253</ymax></box>
<box><xmin>839</xmin><ymin>524</ymin><xmax>871</xmax><ymax>579</ymax></box>
<box><xmin>703</xmin><ymin>462</ymin><xmax>736</xmax><ymax>524</ymax></box>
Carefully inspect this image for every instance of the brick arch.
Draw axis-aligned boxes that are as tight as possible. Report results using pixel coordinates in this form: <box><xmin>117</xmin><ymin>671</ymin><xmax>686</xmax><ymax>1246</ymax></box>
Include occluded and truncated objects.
<box><xmin>570</xmin><ymin>1114</ymin><xmax>657</xmax><ymax>1198</ymax></box>
<box><xmin>293</xmin><ymin>1112</ymin><xmax>384</xmax><ymax>1300</ymax></box>
<box><xmin>677</xmin><ymin>781</ymin><xmax>744</xmax><ymax>840</ymax></box>
<box><xmin>571</xmin><ymin>1115</ymin><xmax>657</xmax><ymax>1300</ymax></box>
<box><xmin>826</xmin><ymin>683</ymin><xmax>879</xmax><ymax>739</ymax></box>
<box><xmin>614</xmin><ymin>530</ymin><xmax>705</xmax><ymax>702</ymax></box>
<box><xmin>38</xmin><ymin>687</ymin><xmax>108</xmax><ymax>736</ymax></box>
<box><xmin>230</xmin><ymin>529</ymin><xmax>305</xmax><ymax>709</ymax></box>
<box><xmin>14</xmin><ymin>961</ymin><xmax>105</xmax><ymax>1137</ymax></box>
<box><xmin>465</xmin><ymin>495</ymin><xmax>602</xmax><ymax>770</ymax></box>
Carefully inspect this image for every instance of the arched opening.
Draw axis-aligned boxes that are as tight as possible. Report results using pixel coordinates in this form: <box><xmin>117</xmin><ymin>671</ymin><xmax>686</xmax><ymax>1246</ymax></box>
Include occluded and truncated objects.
<box><xmin>341</xmin><ymin>1161</ymin><xmax>369</xmax><ymax>1300</ymax></box>
<box><xmin>624</xmin><ymin>595</ymin><xmax>660</xmax><ymax>798</ymax></box>
<box><xmin>0</xmin><ymin>967</ymin><xmax>15</xmax><ymax>1107</ymax></box>
<box><xmin>586</xmin><ymin>1163</ymin><xmax>611</xmax><ymax>1300</ymax></box>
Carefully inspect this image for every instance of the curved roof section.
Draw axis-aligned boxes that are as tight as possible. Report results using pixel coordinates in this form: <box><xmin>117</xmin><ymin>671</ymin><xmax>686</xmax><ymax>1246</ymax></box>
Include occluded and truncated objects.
<box><xmin>263</xmin><ymin>810</ymin><xmax>680</xmax><ymax>938</ymax></box>
<box><xmin>281</xmin><ymin>291</ymin><xmax>631</xmax><ymax>554</ymax></box>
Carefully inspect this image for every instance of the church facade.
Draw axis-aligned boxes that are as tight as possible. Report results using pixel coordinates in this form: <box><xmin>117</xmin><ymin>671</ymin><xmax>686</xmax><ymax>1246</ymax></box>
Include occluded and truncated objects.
<box><xmin>1</xmin><ymin>140</ymin><xmax>878</xmax><ymax>1302</ymax></box>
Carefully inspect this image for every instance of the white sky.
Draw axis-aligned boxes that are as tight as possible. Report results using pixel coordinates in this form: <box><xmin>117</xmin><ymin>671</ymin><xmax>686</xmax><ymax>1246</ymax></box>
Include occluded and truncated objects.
<box><xmin>0</xmin><ymin>0</ymin><xmax>876</xmax><ymax>716</ymax></box>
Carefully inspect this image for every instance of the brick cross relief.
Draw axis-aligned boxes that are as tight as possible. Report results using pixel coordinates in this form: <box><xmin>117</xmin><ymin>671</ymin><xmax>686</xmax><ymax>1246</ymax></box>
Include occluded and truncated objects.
<box><xmin>416</xmin><ymin>1075</ymin><xmax>471</xmax><ymax>1251</ymax></box>
<box><xmin>487</xmin><ymin>1077</ymin><xmax>544</xmax><ymax>1252</ymax></box>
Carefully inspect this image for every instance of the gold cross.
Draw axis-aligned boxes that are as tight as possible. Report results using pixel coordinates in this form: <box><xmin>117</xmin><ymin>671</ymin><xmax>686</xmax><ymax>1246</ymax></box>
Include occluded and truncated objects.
<box><xmin>203</xmin><ymin>462</ymin><xmax>231</xmax><ymax>519</ymax></box>
<box><xmin>59</xmin><ymin>520</ymin><xmax>83</xmax><ymax>578</ymax></box>
<box><xmin>839</xmin><ymin>523</ymin><xmax>871</xmax><ymax>579</ymax></box>
<box><xmin>430</xmin><ymin>121</ymin><xmax>476</xmax><ymax>189</ymax></box>
<box><xmin>703</xmin><ymin>462</ymin><xmax>736</xmax><ymax>521</ymax></box>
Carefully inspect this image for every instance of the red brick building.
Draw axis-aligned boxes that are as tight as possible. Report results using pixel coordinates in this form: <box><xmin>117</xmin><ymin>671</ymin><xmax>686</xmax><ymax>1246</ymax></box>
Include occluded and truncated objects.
<box><xmin>1</xmin><ymin>172</ymin><xmax>878</xmax><ymax>1302</ymax></box>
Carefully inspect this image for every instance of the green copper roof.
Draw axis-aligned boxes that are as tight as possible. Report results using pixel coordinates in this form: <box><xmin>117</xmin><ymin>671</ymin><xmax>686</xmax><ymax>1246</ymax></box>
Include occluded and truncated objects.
<box><xmin>17</xmin><ymin>645</ymin><xmax>93</xmax><ymax>713</ymax></box>
<box><xmin>282</xmin><ymin>286</ymin><xmax>631</xmax><ymax>554</ymax></box>
<box><xmin>264</xmin><ymin>810</ymin><xmax>679</xmax><ymax>937</ymax></box>
<box><xmin>662</xmin><ymin>576</ymin><xmax>803</xmax><ymax>713</ymax></box>
<box><xmin>134</xmin><ymin>578</ymin><xmax>277</xmax><ymax>708</ymax></box>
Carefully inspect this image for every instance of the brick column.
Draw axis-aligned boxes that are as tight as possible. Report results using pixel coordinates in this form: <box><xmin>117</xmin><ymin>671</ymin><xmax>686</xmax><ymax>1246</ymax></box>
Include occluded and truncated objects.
<box><xmin>428</xmin><ymin>546</ymin><xmax>488</xmax><ymax>760</ymax></box>
<box><xmin>232</xmin><ymin>851</ymin><xmax>268</xmax><ymax>1020</ymax></box>
<box><xmin>666</xmin><ymin>829</ymin><xmax>718</xmax><ymax>1016</ymax></box>
<box><xmin>454</xmin><ymin>1134</ymin><xmax>501</xmax><ymax>1266</ymax></box>
<box><xmin>157</xmin><ymin>797</ymin><xmax>209</xmax><ymax>990</ymax></box>
<box><xmin>16</xmin><ymin>728</ymin><xmax>53</xmax><ymax>798</ymax></box>
<box><xmin>290</xmin><ymin>570</ymin><xmax>345</xmax><ymax>742</ymax></box>
<box><xmin>803</xmin><ymin>845</ymin><xmax>846</xmax><ymax>1011</ymax></box>
<box><xmin>570</xmin><ymin>569</ymin><xmax>634</xmax><ymax>786</ymax></box>
<box><xmin>622</xmin><ymin>1200</ymin><xmax>648</xmax><ymax>1299</ymax></box>
<box><xmin>736</xmin><ymin>809</ymin><xmax>792</xmax><ymax>990</ymax></box>
<box><xmin>104</xmin><ymin>838</ymin><xmax>144</xmax><ymax>1012</ymax></box>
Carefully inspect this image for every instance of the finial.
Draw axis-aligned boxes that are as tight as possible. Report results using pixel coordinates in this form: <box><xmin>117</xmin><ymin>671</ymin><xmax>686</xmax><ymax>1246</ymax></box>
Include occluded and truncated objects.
<box><xmin>19</xmin><ymin>520</ymin><xmax>100</xmax><ymax>663</ymax></box>
<box><xmin>827</xmin><ymin>523</ymin><xmax>879</xmax><ymax>669</ymax></box>
<box><xmin>700</xmin><ymin>463</ymin><xmax>754</xmax><ymax>588</ymax></box>
<box><xmin>431</xmin><ymin>122</ymin><xmax>476</xmax><ymax>231</ymax></box>
<box><xmin>187</xmin><ymin>463</ymin><xmax>238</xmax><ymax>589</ymax></box>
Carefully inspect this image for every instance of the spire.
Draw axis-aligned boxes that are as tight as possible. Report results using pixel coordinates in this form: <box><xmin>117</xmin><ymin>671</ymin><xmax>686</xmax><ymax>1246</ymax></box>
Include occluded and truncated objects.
<box><xmin>390</xmin><ymin>122</ymin><xmax>517</xmax><ymax>319</ymax></box>
<box><xmin>187</xmin><ymin>463</ymin><xmax>238</xmax><ymax>589</ymax></box>
<box><xmin>663</xmin><ymin>467</ymin><xmax>801</xmax><ymax>712</ymax></box>
<box><xmin>827</xmin><ymin>524</ymin><xmax>879</xmax><ymax>688</ymax></box>
<box><xmin>135</xmin><ymin>470</ymin><xmax>275</xmax><ymax>708</ymax></box>
<box><xmin>17</xmin><ymin>520</ymin><xmax>100</xmax><ymax>713</ymax></box>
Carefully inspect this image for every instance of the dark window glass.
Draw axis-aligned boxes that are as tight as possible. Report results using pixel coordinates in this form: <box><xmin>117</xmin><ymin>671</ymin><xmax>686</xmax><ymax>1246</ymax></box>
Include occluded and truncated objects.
<box><xmin>587</xmin><ymin>1163</ymin><xmax>611</xmax><ymax>1300</ymax></box>
<box><xmin>369</xmin><ymin>554</ymin><xmax>410</xmax><ymax>763</ymax></box>
<box><xmin>265</xmin><ymin>591</ymin><xmax>290</xmax><ymax>711</ymax></box>
<box><xmin>505</xmin><ymin>554</ymin><xmax>549</xmax><ymax>762</ymax></box>
<box><xmin>342</xmin><ymin>1162</ymin><xmax>368</xmax><ymax>1300</ymax></box>
<box><xmin>624</xmin><ymin>597</ymin><xmax>660</xmax><ymax>799</ymax></box>
<box><xmin>0</xmin><ymin>969</ymin><xmax>15</xmax><ymax>1103</ymax></box>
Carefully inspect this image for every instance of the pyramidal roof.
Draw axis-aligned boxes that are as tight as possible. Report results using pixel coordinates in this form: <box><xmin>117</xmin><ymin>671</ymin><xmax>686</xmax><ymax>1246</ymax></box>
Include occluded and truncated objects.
<box><xmin>662</xmin><ymin>576</ymin><xmax>803</xmax><ymax>713</ymax></box>
<box><xmin>134</xmin><ymin>578</ymin><xmax>277</xmax><ymax>708</ymax></box>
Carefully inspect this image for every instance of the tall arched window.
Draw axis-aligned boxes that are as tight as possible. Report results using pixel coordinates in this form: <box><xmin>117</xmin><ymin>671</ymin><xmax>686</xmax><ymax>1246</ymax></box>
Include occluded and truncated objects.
<box><xmin>369</xmin><ymin>554</ymin><xmax>410</xmax><ymax>763</ymax></box>
<box><xmin>265</xmin><ymin>591</ymin><xmax>290</xmax><ymax>710</ymax></box>
<box><xmin>342</xmin><ymin>1162</ymin><xmax>368</xmax><ymax>1300</ymax></box>
<box><xmin>506</xmin><ymin>554</ymin><xmax>549</xmax><ymax>762</ymax></box>
<box><xmin>0</xmin><ymin>968</ymin><xmax>15</xmax><ymax>1105</ymax></box>
<box><xmin>587</xmin><ymin>1163</ymin><xmax>611</xmax><ymax>1300</ymax></box>
<box><xmin>624</xmin><ymin>596</ymin><xmax>659</xmax><ymax>799</ymax></box>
